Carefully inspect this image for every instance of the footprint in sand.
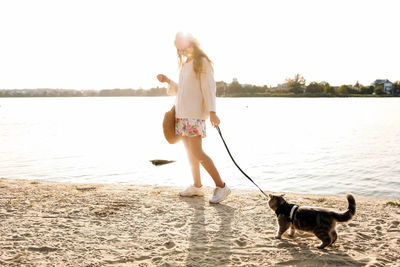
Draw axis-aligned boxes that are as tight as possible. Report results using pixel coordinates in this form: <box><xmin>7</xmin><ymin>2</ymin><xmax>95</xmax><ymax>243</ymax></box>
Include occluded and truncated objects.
<box><xmin>379</xmin><ymin>243</ymin><xmax>389</xmax><ymax>249</ymax></box>
<box><xmin>164</xmin><ymin>241</ymin><xmax>175</xmax><ymax>249</ymax></box>
<box><xmin>234</xmin><ymin>238</ymin><xmax>247</xmax><ymax>247</ymax></box>
<box><xmin>28</xmin><ymin>246</ymin><xmax>58</xmax><ymax>253</ymax></box>
<box><xmin>277</xmin><ymin>242</ymin><xmax>291</xmax><ymax>248</ymax></box>
<box><xmin>373</xmin><ymin>225</ymin><xmax>384</xmax><ymax>238</ymax></box>
<box><xmin>174</xmin><ymin>222</ymin><xmax>186</xmax><ymax>228</ymax></box>
<box><xmin>357</xmin><ymin>232</ymin><xmax>372</xmax><ymax>240</ymax></box>
<box><xmin>152</xmin><ymin>256</ymin><xmax>162</xmax><ymax>263</ymax></box>
<box><xmin>136</xmin><ymin>255</ymin><xmax>151</xmax><ymax>261</ymax></box>
<box><xmin>348</xmin><ymin>223</ymin><xmax>359</xmax><ymax>227</ymax></box>
<box><xmin>387</xmin><ymin>221</ymin><xmax>400</xmax><ymax>232</ymax></box>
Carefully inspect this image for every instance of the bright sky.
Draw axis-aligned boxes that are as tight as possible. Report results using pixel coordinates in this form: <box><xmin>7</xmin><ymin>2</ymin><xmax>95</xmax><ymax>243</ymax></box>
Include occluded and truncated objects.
<box><xmin>0</xmin><ymin>0</ymin><xmax>399</xmax><ymax>89</ymax></box>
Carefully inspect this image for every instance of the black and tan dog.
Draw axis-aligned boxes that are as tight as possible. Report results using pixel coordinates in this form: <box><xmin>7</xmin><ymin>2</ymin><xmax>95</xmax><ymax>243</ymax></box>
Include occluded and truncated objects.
<box><xmin>268</xmin><ymin>194</ymin><xmax>356</xmax><ymax>249</ymax></box>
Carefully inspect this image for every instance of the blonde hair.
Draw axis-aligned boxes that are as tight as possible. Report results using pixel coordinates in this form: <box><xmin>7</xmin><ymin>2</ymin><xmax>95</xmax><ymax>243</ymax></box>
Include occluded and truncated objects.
<box><xmin>174</xmin><ymin>32</ymin><xmax>213</xmax><ymax>79</ymax></box>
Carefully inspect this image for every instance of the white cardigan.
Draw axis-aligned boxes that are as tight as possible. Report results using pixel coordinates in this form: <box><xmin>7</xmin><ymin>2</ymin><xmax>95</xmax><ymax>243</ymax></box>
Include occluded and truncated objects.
<box><xmin>167</xmin><ymin>57</ymin><xmax>216</xmax><ymax>120</ymax></box>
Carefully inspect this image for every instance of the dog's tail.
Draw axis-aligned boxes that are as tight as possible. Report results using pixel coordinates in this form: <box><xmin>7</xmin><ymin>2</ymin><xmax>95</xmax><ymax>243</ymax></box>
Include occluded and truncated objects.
<box><xmin>333</xmin><ymin>194</ymin><xmax>356</xmax><ymax>222</ymax></box>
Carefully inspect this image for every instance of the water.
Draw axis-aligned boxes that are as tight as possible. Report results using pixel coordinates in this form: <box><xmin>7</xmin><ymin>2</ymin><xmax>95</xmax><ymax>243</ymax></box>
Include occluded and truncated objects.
<box><xmin>1</xmin><ymin>97</ymin><xmax>399</xmax><ymax>198</ymax></box>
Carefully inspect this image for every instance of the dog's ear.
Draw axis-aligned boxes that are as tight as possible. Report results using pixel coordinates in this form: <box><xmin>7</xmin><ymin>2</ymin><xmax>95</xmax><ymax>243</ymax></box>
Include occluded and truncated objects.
<box><xmin>280</xmin><ymin>194</ymin><xmax>285</xmax><ymax>197</ymax></box>
<box><xmin>269</xmin><ymin>194</ymin><xmax>273</xmax><ymax>199</ymax></box>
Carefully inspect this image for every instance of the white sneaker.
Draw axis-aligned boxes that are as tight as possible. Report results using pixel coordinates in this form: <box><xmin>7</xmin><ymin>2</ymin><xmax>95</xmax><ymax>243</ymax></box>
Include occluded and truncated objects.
<box><xmin>179</xmin><ymin>185</ymin><xmax>204</xmax><ymax>197</ymax></box>
<box><xmin>209</xmin><ymin>183</ymin><xmax>231</xmax><ymax>204</ymax></box>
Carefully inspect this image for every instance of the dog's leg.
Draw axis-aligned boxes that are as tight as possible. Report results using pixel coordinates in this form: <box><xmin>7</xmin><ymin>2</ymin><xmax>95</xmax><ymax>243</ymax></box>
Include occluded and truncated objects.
<box><xmin>314</xmin><ymin>229</ymin><xmax>332</xmax><ymax>249</ymax></box>
<box><xmin>275</xmin><ymin>216</ymin><xmax>290</xmax><ymax>239</ymax></box>
<box><xmin>288</xmin><ymin>224</ymin><xmax>296</xmax><ymax>237</ymax></box>
<box><xmin>329</xmin><ymin>230</ymin><xmax>338</xmax><ymax>246</ymax></box>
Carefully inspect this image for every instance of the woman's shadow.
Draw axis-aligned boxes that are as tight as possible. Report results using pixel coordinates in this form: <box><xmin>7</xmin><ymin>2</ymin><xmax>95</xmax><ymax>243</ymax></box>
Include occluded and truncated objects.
<box><xmin>181</xmin><ymin>196</ymin><xmax>235</xmax><ymax>267</ymax></box>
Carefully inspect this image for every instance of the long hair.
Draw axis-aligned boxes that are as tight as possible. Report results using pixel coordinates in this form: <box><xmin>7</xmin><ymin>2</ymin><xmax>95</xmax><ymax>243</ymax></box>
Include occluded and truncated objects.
<box><xmin>175</xmin><ymin>32</ymin><xmax>213</xmax><ymax>79</ymax></box>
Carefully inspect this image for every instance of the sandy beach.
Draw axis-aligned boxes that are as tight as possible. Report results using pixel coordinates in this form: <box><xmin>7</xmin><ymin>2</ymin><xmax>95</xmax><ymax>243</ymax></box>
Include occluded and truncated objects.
<box><xmin>0</xmin><ymin>178</ymin><xmax>399</xmax><ymax>266</ymax></box>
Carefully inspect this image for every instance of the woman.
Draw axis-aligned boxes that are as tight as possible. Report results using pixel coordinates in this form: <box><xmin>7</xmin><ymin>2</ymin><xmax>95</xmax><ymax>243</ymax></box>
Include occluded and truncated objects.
<box><xmin>157</xmin><ymin>32</ymin><xmax>230</xmax><ymax>204</ymax></box>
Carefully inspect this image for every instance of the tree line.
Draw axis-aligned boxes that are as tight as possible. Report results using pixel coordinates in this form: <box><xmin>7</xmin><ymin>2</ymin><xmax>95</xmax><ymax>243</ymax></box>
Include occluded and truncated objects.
<box><xmin>216</xmin><ymin>75</ymin><xmax>400</xmax><ymax>97</ymax></box>
<box><xmin>1</xmin><ymin>75</ymin><xmax>399</xmax><ymax>97</ymax></box>
<box><xmin>0</xmin><ymin>87</ymin><xmax>168</xmax><ymax>97</ymax></box>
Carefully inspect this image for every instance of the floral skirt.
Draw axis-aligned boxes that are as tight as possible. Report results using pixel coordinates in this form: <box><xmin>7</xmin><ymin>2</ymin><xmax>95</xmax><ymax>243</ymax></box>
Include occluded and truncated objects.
<box><xmin>175</xmin><ymin>118</ymin><xmax>206</xmax><ymax>138</ymax></box>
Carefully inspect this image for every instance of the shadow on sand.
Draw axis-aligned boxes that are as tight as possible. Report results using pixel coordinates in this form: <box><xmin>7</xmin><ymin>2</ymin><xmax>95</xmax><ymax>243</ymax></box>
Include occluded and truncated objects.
<box><xmin>181</xmin><ymin>197</ymin><xmax>235</xmax><ymax>267</ymax></box>
<box><xmin>180</xmin><ymin>197</ymin><xmax>364</xmax><ymax>266</ymax></box>
<box><xmin>274</xmin><ymin>237</ymin><xmax>365</xmax><ymax>266</ymax></box>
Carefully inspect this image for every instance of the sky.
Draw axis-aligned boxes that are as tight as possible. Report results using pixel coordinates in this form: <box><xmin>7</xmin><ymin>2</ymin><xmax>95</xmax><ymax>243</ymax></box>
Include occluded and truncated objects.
<box><xmin>0</xmin><ymin>0</ymin><xmax>399</xmax><ymax>89</ymax></box>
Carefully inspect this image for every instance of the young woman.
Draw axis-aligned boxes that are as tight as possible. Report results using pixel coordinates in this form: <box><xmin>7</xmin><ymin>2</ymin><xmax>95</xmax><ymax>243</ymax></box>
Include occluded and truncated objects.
<box><xmin>157</xmin><ymin>32</ymin><xmax>230</xmax><ymax>204</ymax></box>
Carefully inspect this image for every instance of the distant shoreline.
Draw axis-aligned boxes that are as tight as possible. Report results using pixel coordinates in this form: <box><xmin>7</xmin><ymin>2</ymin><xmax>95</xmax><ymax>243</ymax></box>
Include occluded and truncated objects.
<box><xmin>219</xmin><ymin>93</ymin><xmax>398</xmax><ymax>98</ymax></box>
<box><xmin>0</xmin><ymin>94</ymin><xmax>398</xmax><ymax>98</ymax></box>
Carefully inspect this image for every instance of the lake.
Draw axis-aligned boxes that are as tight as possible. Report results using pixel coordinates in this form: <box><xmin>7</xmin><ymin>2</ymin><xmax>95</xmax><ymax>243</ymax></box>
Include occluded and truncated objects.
<box><xmin>0</xmin><ymin>97</ymin><xmax>399</xmax><ymax>198</ymax></box>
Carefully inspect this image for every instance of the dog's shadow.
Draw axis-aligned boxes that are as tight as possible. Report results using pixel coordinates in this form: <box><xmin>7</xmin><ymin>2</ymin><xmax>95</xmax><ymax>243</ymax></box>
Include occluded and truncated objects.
<box><xmin>180</xmin><ymin>196</ymin><xmax>235</xmax><ymax>267</ymax></box>
<box><xmin>275</xmin><ymin>235</ymin><xmax>364</xmax><ymax>266</ymax></box>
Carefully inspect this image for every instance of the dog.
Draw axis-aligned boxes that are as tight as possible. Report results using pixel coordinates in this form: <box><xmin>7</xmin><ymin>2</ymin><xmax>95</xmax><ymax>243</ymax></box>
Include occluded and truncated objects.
<box><xmin>268</xmin><ymin>193</ymin><xmax>356</xmax><ymax>249</ymax></box>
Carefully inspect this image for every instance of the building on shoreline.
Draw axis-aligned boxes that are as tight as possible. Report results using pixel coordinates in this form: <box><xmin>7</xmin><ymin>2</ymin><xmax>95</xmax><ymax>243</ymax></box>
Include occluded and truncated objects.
<box><xmin>373</xmin><ymin>79</ymin><xmax>393</xmax><ymax>94</ymax></box>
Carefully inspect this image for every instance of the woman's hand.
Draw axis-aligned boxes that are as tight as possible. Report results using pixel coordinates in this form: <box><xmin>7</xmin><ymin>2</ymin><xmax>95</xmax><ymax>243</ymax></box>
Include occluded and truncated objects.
<box><xmin>157</xmin><ymin>74</ymin><xmax>170</xmax><ymax>83</ymax></box>
<box><xmin>210</xmin><ymin>112</ymin><xmax>220</xmax><ymax>127</ymax></box>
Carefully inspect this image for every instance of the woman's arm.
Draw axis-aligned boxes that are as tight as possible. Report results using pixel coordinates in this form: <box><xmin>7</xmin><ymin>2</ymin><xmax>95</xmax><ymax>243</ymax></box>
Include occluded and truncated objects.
<box><xmin>167</xmin><ymin>79</ymin><xmax>178</xmax><ymax>96</ymax></box>
<box><xmin>157</xmin><ymin>74</ymin><xmax>178</xmax><ymax>96</ymax></box>
<box><xmin>200</xmin><ymin>59</ymin><xmax>219</xmax><ymax>126</ymax></box>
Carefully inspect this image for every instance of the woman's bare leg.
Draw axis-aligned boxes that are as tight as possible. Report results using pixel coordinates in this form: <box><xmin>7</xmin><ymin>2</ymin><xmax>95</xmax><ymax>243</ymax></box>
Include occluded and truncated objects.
<box><xmin>183</xmin><ymin>136</ymin><xmax>224</xmax><ymax>188</ymax></box>
<box><xmin>183</xmin><ymin>137</ymin><xmax>202</xmax><ymax>187</ymax></box>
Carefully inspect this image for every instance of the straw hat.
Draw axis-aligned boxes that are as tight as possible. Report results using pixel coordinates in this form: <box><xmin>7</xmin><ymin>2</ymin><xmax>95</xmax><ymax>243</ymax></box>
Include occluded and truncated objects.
<box><xmin>163</xmin><ymin>105</ymin><xmax>181</xmax><ymax>144</ymax></box>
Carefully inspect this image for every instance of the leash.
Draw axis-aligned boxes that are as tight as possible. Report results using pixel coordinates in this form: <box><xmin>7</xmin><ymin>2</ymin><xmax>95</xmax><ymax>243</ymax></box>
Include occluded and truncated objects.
<box><xmin>216</xmin><ymin>126</ymin><xmax>269</xmax><ymax>198</ymax></box>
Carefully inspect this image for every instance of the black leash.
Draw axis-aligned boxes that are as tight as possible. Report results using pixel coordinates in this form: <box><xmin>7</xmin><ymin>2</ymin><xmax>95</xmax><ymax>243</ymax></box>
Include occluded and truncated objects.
<box><xmin>216</xmin><ymin>126</ymin><xmax>269</xmax><ymax>198</ymax></box>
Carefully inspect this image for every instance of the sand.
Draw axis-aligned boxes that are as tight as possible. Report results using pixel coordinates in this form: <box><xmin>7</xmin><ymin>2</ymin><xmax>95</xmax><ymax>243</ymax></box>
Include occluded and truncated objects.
<box><xmin>0</xmin><ymin>178</ymin><xmax>399</xmax><ymax>267</ymax></box>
